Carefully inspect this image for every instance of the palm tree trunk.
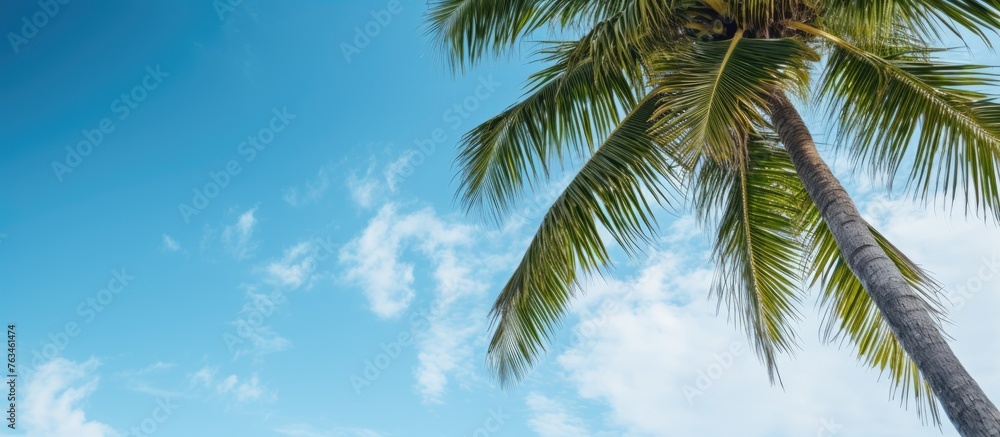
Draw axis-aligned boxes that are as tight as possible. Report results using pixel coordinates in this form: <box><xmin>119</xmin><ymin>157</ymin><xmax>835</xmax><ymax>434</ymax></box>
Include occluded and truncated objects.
<box><xmin>768</xmin><ymin>91</ymin><xmax>1000</xmax><ymax>436</ymax></box>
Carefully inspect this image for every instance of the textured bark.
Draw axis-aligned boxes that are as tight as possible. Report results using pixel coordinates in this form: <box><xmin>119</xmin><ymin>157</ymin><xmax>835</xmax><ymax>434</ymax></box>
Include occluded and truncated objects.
<box><xmin>768</xmin><ymin>91</ymin><xmax>1000</xmax><ymax>436</ymax></box>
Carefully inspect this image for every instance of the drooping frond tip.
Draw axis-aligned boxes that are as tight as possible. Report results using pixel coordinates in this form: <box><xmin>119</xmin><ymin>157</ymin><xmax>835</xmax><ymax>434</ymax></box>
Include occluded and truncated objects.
<box><xmin>695</xmin><ymin>135</ymin><xmax>806</xmax><ymax>383</ymax></box>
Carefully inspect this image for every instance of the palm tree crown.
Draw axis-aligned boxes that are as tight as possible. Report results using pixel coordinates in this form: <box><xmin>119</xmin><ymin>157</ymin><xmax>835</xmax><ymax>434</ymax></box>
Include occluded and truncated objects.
<box><xmin>428</xmin><ymin>0</ymin><xmax>1000</xmax><ymax>432</ymax></box>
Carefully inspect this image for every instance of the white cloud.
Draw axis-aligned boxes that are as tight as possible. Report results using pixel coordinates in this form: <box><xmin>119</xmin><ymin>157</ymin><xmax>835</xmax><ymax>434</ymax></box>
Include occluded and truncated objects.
<box><xmin>547</xmin><ymin>198</ymin><xmax>1000</xmax><ymax>436</ymax></box>
<box><xmin>525</xmin><ymin>393</ymin><xmax>590</xmax><ymax>437</ymax></box>
<box><xmin>217</xmin><ymin>374</ymin><xmax>264</xmax><ymax>401</ymax></box>
<box><xmin>347</xmin><ymin>164</ymin><xmax>382</xmax><ymax>209</ymax></box>
<box><xmin>554</xmin><ymin>251</ymin><xmax>854</xmax><ymax>435</ymax></box>
<box><xmin>189</xmin><ymin>366</ymin><xmax>217</xmax><ymax>388</ymax></box>
<box><xmin>339</xmin><ymin>205</ymin><xmax>419</xmax><ymax>319</ymax></box>
<box><xmin>189</xmin><ymin>367</ymin><xmax>271</xmax><ymax>402</ymax></box>
<box><xmin>161</xmin><ymin>234</ymin><xmax>182</xmax><ymax>253</ymax></box>
<box><xmin>21</xmin><ymin>358</ymin><xmax>118</xmax><ymax>437</ymax></box>
<box><xmin>263</xmin><ymin>242</ymin><xmax>317</xmax><ymax>289</ymax></box>
<box><xmin>338</xmin><ymin>206</ymin><xmax>475</xmax><ymax>307</ymax></box>
<box><xmin>340</xmin><ymin>202</ymin><xmax>490</xmax><ymax>402</ymax></box>
<box><xmin>216</xmin><ymin>374</ymin><xmax>238</xmax><ymax>393</ymax></box>
<box><xmin>413</xmin><ymin>248</ymin><xmax>488</xmax><ymax>403</ymax></box>
<box><xmin>285</xmin><ymin>165</ymin><xmax>332</xmax><ymax>207</ymax></box>
<box><xmin>222</xmin><ymin>207</ymin><xmax>259</xmax><ymax>260</ymax></box>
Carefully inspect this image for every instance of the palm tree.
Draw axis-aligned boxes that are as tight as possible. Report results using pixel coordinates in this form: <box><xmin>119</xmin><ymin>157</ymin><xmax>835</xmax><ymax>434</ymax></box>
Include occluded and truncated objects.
<box><xmin>427</xmin><ymin>0</ymin><xmax>1000</xmax><ymax>434</ymax></box>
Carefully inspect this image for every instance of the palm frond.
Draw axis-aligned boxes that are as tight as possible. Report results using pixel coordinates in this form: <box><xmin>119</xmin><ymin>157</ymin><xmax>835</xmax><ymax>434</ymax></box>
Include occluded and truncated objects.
<box><xmin>818</xmin><ymin>3</ymin><xmax>931</xmax><ymax>53</ymax></box>
<box><xmin>426</xmin><ymin>0</ymin><xmax>679</xmax><ymax>71</ymax></box>
<box><xmin>792</xmin><ymin>22</ymin><xmax>1000</xmax><ymax>222</ymax></box>
<box><xmin>822</xmin><ymin>0</ymin><xmax>1000</xmax><ymax>44</ymax></box>
<box><xmin>426</xmin><ymin>0</ymin><xmax>544</xmax><ymax>71</ymax></box>
<box><xmin>455</xmin><ymin>16</ymin><xmax>649</xmax><ymax>224</ymax></box>
<box><xmin>486</xmin><ymin>95</ymin><xmax>680</xmax><ymax>386</ymax></box>
<box><xmin>650</xmin><ymin>34</ymin><xmax>819</xmax><ymax>167</ymax></box>
<box><xmin>694</xmin><ymin>134</ymin><xmax>806</xmax><ymax>382</ymax></box>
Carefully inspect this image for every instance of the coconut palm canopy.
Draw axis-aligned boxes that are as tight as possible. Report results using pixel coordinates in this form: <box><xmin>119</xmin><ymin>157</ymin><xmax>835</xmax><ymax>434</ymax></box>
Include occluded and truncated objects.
<box><xmin>428</xmin><ymin>0</ymin><xmax>1000</xmax><ymax>431</ymax></box>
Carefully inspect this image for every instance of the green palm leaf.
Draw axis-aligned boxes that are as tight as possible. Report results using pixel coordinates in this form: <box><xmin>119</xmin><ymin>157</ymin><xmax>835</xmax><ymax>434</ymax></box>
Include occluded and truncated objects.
<box><xmin>455</xmin><ymin>14</ymin><xmax>651</xmax><ymax>224</ymax></box>
<box><xmin>426</xmin><ymin>0</ymin><xmax>543</xmax><ymax>70</ymax></box>
<box><xmin>793</xmin><ymin>22</ymin><xmax>1000</xmax><ymax>221</ymax></box>
<box><xmin>487</xmin><ymin>95</ymin><xmax>680</xmax><ymax>386</ymax></box>
<box><xmin>823</xmin><ymin>0</ymin><xmax>1000</xmax><ymax>44</ymax></box>
<box><xmin>651</xmin><ymin>34</ymin><xmax>818</xmax><ymax>166</ymax></box>
<box><xmin>694</xmin><ymin>134</ymin><xmax>806</xmax><ymax>382</ymax></box>
<box><xmin>427</xmin><ymin>0</ymin><xmax>678</xmax><ymax>71</ymax></box>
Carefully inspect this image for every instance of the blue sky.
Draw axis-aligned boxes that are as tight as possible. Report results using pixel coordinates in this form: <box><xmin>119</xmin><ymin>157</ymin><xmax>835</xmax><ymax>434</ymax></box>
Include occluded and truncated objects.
<box><xmin>2</xmin><ymin>1</ymin><xmax>1000</xmax><ymax>436</ymax></box>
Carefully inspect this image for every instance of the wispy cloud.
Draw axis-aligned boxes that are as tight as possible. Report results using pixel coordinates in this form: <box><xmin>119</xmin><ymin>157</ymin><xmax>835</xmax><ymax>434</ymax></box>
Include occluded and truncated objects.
<box><xmin>229</xmin><ymin>288</ymin><xmax>293</xmax><ymax>358</ymax></box>
<box><xmin>161</xmin><ymin>234</ymin><xmax>182</xmax><ymax>253</ymax></box>
<box><xmin>285</xmin><ymin>165</ymin><xmax>333</xmax><ymax>207</ymax></box>
<box><xmin>413</xmin><ymin>248</ymin><xmax>488</xmax><ymax>403</ymax></box>
<box><xmin>217</xmin><ymin>374</ymin><xmax>265</xmax><ymax>401</ymax></box>
<box><xmin>346</xmin><ymin>164</ymin><xmax>382</xmax><ymax>209</ymax></box>
<box><xmin>525</xmin><ymin>393</ymin><xmax>590</xmax><ymax>437</ymax></box>
<box><xmin>189</xmin><ymin>366</ymin><xmax>273</xmax><ymax>402</ymax></box>
<box><xmin>133</xmin><ymin>361</ymin><xmax>176</xmax><ymax>374</ymax></box>
<box><xmin>226</xmin><ymin>242</ymin><xmax>320</xmax><ymax>359</ymax></box>
<box><xmin>189</xmin><ymin>366</ymin><xmax>217</xmax><ymax>388</ymax></box>
<box><xmin>263</xmin><ymin>242</ymin><xmax>317</xmax><ymax>289</ymax></box>
<box><xmin>115</xmin><ymin>361</ymin><xmax>184</xmax><ymax>398</ymax></box>
<box><xmin>22</xmin><ymin>358</ymin><xmax>117</xmax><ymax>437</ymax></box>
<box><xmin>222</xmin><ymin>207</ymin><xmax>259</xmax><ymax>260</ymax></box>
